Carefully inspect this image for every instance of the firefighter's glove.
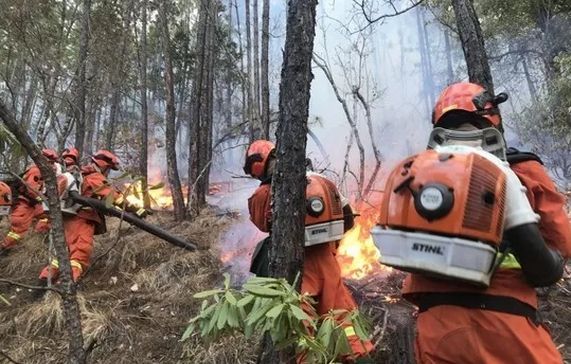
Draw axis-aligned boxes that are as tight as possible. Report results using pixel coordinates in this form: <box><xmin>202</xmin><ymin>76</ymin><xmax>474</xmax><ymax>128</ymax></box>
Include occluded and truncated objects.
<box><xmin>35</xmin><ymin>218</ymin><xmax>51</xmax><ymax>233</ymax></box>
<box><xmin>123</xmin><ymin>204</ymin><xmax>152</xmax><ymax>219</ymax></box>
<box><xmin>134</xmin><ymin>208</ymin><xmax>152</xmax><ymax>219</ymax></box>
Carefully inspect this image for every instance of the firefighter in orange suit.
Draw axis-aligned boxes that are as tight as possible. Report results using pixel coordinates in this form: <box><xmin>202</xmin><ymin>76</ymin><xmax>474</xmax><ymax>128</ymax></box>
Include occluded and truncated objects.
<box><xmin>0</xmin><ymin>149</ymin><xmax>60</xmax><ymax>254</ymax></box>
<box><xmin>244</xmin><ymin>140</ymin><xmax>374</xmax><ymax>363</ymax></box>
<box><xmin>61</xmin><ymin>147</ymin><xmax>80</xmax><ymax>171</ymax></box>
<box><xmin>39</xmin><ymin>149</ymin><xmax>148</xmax><ymax>282</ymax></box>
<box><xmin>403</xmin><ymin>82</ymin><xmax>571</xmax><ymax>364</ymax></box>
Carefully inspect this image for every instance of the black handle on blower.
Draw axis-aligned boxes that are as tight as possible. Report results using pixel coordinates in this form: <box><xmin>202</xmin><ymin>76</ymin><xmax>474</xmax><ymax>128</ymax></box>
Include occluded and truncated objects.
<box><xmin>69</xmin><ymin>191</ymin><xmax>197</xmax><ymax>251</ymax></box>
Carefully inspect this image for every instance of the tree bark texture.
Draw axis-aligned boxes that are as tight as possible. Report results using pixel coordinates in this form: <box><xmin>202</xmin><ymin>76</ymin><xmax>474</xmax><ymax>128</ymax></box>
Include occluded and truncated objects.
<box><xmin>0</xmin><ymin>99</ymin><xmax>86</xmax><ymax>364</ymax></box>
<box><xmin>253</xmin><ymin>0</ymin><xmax>261</xmax><ymax>126</ymax></box>
<box><xmin>245</xmin><ymin>0</ymin><xmax>257</xmax><ymax>139</ymax></box>
<box><xmin>139</xmin><ymin>0</ymin><xmax>150</xmax><ymax>208</ymax></box>
<box><xmin>74</xmin><ymin>0</ymin><xmax>91</xmax><ymax>158</ymax></box>
<box><xmin>158</xmin><ymin>1</ymin><xmax>186</xmax><ymax>220</ymax></box>
<box><xmin>260</xmin><ymin>0</ymin><xmax>319</xmax><ymax>362</ymax></box>
<box><xmin>451</xmin><ymin>0</ymin><xmax>494</xmax><ymax>94</ymax></box>
<box><xmin>261</xmin><ymin>0</ymin><xmax>270</xmax><ymax>139</ymax></box>
<box><xmin>188</xmin><ymin>0</ymin><xmax>217</xmax><ymax>214</ymax></box>
<box><xmin>234</xmin><ymin>0</ymin><xmax>247</xmax><ymax>127</ymax></box>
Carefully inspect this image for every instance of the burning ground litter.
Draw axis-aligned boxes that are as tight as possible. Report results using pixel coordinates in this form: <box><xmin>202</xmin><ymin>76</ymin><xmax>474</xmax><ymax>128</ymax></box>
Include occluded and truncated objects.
<box><xmin>1</xmin><ymin>190</ymin><xmax>571</xmax><ymax>363</ymax></box>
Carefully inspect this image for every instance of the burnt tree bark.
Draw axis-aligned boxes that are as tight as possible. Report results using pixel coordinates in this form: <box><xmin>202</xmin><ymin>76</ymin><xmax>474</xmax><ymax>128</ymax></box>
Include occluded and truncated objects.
<box><xmin>138</xmin><ymin>0</ymin><xmax>150</xmax><ymax>208</ymax></box>
<box><xmin>158</xmin><ymin>0</ymin><xmax>186</xmax><ymax>220</ymax></box>
<box><xmin>451</xmin><ymin>0</ymin><xmax>494</xmax><ymax>93</ymax></box>
<box><xmin>188</xmin><ymin>0</ymin><xmax>217</xmax><ymax>214</ymax></box>
<box><xmin>260</xmin><ymin>0</ymin><xmax>319</xmax><ymax>362</ymax></box>
<box><xmin>74</xmin><ymin>0</ymin><xmax>91</xmax><ymax>158</ymax></box>
<box><xmin>0</xmin><ymin>100</ymin><xmax>86</xmax><ymax>364</ymax></box>
<box><xmin>261</xmin><ymin>0</ymin><xmax>270</xmax><ymax>139</ymax></box>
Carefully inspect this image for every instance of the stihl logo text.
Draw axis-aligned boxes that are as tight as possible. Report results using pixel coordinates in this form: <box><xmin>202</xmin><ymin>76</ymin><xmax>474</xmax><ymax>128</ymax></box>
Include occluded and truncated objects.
<box><xmin>412</xmin><ymin>243</ymin><xmax>445</xmax><ymax>255</ymax></box>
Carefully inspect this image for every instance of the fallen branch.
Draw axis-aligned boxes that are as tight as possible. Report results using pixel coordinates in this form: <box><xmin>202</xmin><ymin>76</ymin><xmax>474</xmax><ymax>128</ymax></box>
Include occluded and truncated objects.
<box><xmin>0</xmin><ymin>278</ymin><xmax>63</xmax><ymax>294</ymax></box>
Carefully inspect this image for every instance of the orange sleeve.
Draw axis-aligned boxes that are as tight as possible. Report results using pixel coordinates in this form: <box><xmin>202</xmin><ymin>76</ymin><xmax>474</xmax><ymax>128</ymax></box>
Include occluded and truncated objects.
<box><xmin>82</xmin><ymin>173</ymin><xmax>122</xmax><ymax>202</ymax></box>
<box><xmin>511</xmin><ymin>161</ymin><xmax>571</xmax><ymax>258</ymax></box>
<box><xmin>248</xmin><ymin>184</ymin><xmax>272</xmax><ymax>233</ymax></box>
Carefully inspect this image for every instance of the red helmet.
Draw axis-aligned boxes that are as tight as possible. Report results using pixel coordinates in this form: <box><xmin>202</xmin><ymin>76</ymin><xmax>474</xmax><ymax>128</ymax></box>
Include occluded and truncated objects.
<box><xmin>92</xmin><ymin>150</ymin><xmax>119</xmax><ymax>170</ymax></box>
<box><xmin>0</xmin><ymin>181</ymin><xmax>11</xmax><ymax>205</ymax></box>
<box><xmin>62</xmin><ymin>147</ymin><xmax>79</xmax><ymax>167</ymax></box>
<box><xmin>432</xmin><ymin>82</ymin><xmax>508</xmax><ymax>129</ymax></box>
<box><xmin>42</xmin><ymin>148</ymin><xmax>59</xmax><ymax>163</ymax></box>
<box><xmin>243</xmin><ymin>140</ymin><xmax>275</xmax><ymax>179</ymax></box>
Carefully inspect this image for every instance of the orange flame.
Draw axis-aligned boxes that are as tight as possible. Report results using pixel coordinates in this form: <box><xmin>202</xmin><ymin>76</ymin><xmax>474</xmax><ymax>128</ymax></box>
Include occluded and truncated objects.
<box><xmin>123</xmin><ymin>180</ymin><xmax>225</xmax><ymax>210</ymax></box>
<box><xmin>336</xmin><ymin>208</ymin><xmax>391</xmax><ymax>279</ymax></box>
<box><xmin>123</xmin><ymin>180</ymin><xmax>179</xmax><ymax>210</ymax></box>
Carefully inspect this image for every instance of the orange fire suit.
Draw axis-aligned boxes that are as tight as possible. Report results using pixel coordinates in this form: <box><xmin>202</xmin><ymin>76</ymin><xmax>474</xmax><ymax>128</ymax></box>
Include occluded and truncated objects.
<box><xmin>1</xmin><ymin>165</ymin><xmax>45</xmax><ymax>249</ymax></box>
<box><xmin>248</xmin><ymin>181</ymin><xmax>374</xmax><ymax>360</ymax></box>
<box><xmin>39</xmin><ymin>165</ymin><xmax>122</xmax><ymax>282</ymax></box>
<box><xmin>403</xmin><ymin>158</ymin><xmax>571</xmax><ymax>364</ymax></box>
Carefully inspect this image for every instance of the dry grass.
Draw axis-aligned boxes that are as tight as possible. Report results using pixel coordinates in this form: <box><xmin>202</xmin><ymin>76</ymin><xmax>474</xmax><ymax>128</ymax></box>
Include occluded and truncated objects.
<box><xmin>0</xmin><ymin>210</ymin><xmax>258</xmax><ymax>364</ymax></box>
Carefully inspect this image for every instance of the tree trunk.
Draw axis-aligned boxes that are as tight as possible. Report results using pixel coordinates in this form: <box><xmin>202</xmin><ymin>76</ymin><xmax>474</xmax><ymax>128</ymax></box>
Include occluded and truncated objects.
<box><xmin>245</xmin><ymin>0</ymin><xmax>256</xmax><ymax>139</ymax></box>
<box><xmin>521</xmin><ymin>55</ymin><xmax>537</xmax><ymax>101</ymax></box>
<box><xmin>224</xmin><ymin>1</ymin><xmax>234</xmax><ymax>130</ymax></box>
<box><xmin>0</xmin><ymin>100</ymin><xmax>86</xmax><ymax>364</ymax></box>
<box><xmin>105</xmin><ymin>90</ymin><xmax>120</xmax><ymax>149</ymax></box>
<box><xmin>188</xmin><ymin>0</ymin><xmax>218</xmax><ymax>214</ymax></box>
<box><xmin>444</xmin><ymin>30</ymin><xmax>455</xmax><ymax>84</ymax></box>
<box><xmin>259</xmin><ymin>0</ymin><xmax>319</xmax><ymax>362</ymax></box>
<box><xmin>234</xmin><ymin>0</ymin><xmax>247</xmax><ymax>127</ymax></box>
<box><xmin>416</xmin><ymin>8</ymin><xmax>435</xmax><ymax>111</ymax></box>
<box><xmin>158</xmin><ymin>0</ymin><xmax>186</xmax><ymax>220</ymax></box>
<box><xmin>139</xmin><ymin>0</ymin><xmax>150</xmax><ymax>208</ymax></box>
<box><xmin>261</xmin><ymin>0</ymin><xmax>270</xmax><ymax>138</ymax></box>
<box><xmin>451</xmin><ymin>0</ymin><xmax>494</xmax><ymax>94</ymax></box>
<box><xmin>253</xmin><ymin>0</ymin><xmax>261</xmax><ymax>128</ymax></box>
<box><xmin>105</xmin><ymin>1</ymin><xmax>133</xmax><ymax>151</ymax></box>
<box><xmin>21</xmin><ymin>73</ymin><xmax>38</xmax><ymax>130</ymax></box>
<box><xmin>75</xmin><ymin>0</ymin><xmax>91</xmax><ymax>158</ymax></box>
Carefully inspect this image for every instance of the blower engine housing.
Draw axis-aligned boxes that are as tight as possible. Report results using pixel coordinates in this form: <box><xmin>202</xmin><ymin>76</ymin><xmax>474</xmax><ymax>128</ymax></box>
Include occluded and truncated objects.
<box><xmin>304</xmin><ymin>173</ymin><xmax>345</xmax><ymax>246</ymax></box>
<box><xmin>372</xmin><ymin>147</ymin><xmax>508</xmax><ymax>286</ymax></box>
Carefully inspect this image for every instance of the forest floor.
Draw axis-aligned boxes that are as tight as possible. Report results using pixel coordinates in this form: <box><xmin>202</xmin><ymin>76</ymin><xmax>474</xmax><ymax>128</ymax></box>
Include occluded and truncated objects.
<box><xmin>0</xmin><ymin>208</ymin><xmax>570</xmax><ymax>363</ymax></box>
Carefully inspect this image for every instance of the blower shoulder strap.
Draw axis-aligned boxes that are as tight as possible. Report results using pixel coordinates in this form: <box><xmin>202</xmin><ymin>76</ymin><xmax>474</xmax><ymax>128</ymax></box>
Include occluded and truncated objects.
<box><xmin>506</xmin><ymin>147</ymin><xmax>543</xmax><ymax>166</ymax></box>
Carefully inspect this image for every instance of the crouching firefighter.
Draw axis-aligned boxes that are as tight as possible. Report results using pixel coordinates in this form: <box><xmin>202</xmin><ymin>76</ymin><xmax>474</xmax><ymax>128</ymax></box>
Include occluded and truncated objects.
<box><xmin>0</xmin><ymin>149</ymin><xmax>61</xmax><ymax>255</ymax></box>
<box><xmin>373</xmin><ymin>82</ymin><xmax>570</xmax><ymax>364</ymax></box>
<box><xmin>244</xmin><ymin>140</ymin><xmax>374</xmax><ymax>363</ymax></box>
<box><xmin>39</xmin><ymin>149</ymin><xmax>150</xmax><ymax>283</ymax></box>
